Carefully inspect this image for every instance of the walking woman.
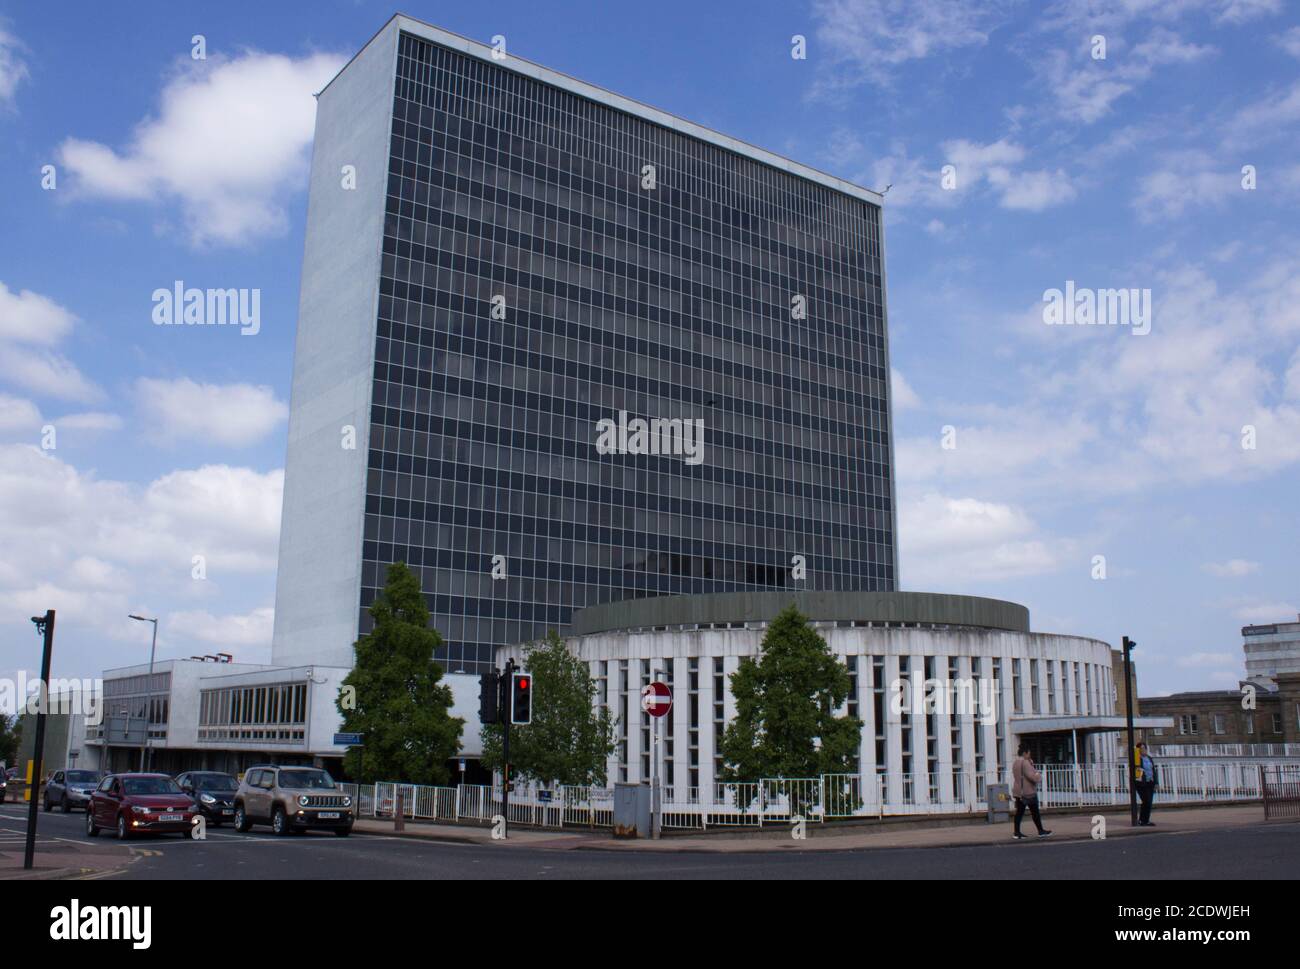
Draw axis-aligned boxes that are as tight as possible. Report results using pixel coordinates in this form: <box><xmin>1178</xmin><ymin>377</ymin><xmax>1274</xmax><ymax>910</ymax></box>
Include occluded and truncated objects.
<box><xmin>1012</xmin><ymin>744</ymin><xmax>1053</xmax><ymax>839</ymax></box>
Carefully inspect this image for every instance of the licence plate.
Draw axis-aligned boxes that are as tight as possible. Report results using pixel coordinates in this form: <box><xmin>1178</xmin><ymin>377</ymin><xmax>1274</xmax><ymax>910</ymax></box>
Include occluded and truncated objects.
<box><xmin>159</xmin><ymin>814</ymin><xmax>183</xmax><ymax>822</ymax></box>
<box><xmin>318</xmin><ymin>811</ymin><xmax>340</xmax><ymax>819</ymax></box>
<box><xmin>221</xmin><ymin>809</ymin><xmax>234</xmax><ymax>815</ymax></box>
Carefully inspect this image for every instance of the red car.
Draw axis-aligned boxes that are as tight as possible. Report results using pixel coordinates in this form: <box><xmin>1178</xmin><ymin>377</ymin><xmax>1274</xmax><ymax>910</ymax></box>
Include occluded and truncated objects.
<box><xmin>86</xmin><ymin>773</ymin><xmax>197</xmax><ymax>840</ymax></box>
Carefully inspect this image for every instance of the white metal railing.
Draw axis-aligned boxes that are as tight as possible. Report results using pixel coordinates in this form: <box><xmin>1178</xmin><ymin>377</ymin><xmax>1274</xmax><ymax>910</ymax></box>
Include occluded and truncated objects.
<box><xmin>342</xmin><ymin>760</ymin><xmax>1280</xmax><ymax>831</ymax></box>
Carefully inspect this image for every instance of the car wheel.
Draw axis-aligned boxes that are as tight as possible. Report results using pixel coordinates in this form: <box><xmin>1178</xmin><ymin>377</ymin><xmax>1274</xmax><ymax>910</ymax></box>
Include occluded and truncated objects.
<box><xmin>116</xmin><ymin>813</ymin><xmax>130</xmax><ymax>840</ymax></box>
<box><xmin>86</xmin><ymin>810</ymin><xmax>99</xmax><ymax>837</ymax></box>
<box><xmin>43</xmin><ymin>794</ymin><xmax>52</xmax><ymax>812</ymax></box>
<box><xmin>233</xmin><ymin>805</ymin><xmax>251</xmax><ymax>833</ymax></box>
<box><xmin>61</xmin><ymin>794</ymin><xmax>71</xmax><ymax>813</ymax></box>
<box><xmin>271</xmin><ymin>806</ymin><xmax>290</xmax><ymax>836</ymax></box>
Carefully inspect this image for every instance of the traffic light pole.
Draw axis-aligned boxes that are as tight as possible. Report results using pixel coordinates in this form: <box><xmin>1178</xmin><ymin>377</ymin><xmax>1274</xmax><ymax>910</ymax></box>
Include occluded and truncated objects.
<box><xmin>501</xmin><ymin>658</ymin><xmax>515</xmax><ymax>840</ymax></box>
<box><xmin>1123</xmin><ymin>636</ymin><xmax>1137</xmax><ymax>827</ymax></box>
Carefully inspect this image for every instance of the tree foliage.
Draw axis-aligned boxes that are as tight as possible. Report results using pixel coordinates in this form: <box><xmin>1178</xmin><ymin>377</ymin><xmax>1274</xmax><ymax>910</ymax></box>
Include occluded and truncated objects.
<box><xmin>720</xmin><ymin>604</ymin><xmax>862</xmax><ymax>780</ymax></box>
<box><xmin>336</xmin><ymin>562</ymin><xmax>463</xmax><ymax>785</ymax></box>
<box><xmin>481</xmin><ymin>630</ymin><xmax>617</xmax><ymax>788</ymax></box>
<box><xmin>0</xmin><ymin>713</ymin><xmax>20</xmax><ymax>768</ymax></box>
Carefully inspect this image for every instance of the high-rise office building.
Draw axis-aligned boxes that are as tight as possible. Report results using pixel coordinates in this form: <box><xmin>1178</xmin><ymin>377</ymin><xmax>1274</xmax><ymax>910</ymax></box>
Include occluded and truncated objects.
<box><xmin>272</xmin><ymin>14</ymin><xmax>897</xmax><ymax>675</ymax></box>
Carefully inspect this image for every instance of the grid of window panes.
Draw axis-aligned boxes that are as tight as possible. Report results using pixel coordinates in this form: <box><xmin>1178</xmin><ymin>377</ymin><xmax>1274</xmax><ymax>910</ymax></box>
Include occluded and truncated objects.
<box><xmin>363</xmin><ymin>32</ymin><xmax>896</xmax><ymax>672</ymax></box>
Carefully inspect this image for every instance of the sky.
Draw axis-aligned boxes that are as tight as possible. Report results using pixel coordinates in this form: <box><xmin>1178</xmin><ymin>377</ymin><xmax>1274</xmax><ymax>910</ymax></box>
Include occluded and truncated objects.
<box><xmin>0</xmin><ymin>0</ymin><xmax>1297</xmax><ymax>698</ymax></box>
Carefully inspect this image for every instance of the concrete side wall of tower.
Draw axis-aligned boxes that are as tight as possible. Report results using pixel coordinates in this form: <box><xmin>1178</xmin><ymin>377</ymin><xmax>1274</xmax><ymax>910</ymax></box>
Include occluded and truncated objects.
<box><xmin>271</xmin><ymin>21</ymin><xmax>400</xmax><ymax>669</ymax></box>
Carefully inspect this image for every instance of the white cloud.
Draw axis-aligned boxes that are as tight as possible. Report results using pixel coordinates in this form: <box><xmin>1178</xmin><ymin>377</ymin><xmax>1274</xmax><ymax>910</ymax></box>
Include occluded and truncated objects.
<box><xmin>900</xmin><ymin>254</ymin><xmax>1300</xmax><ymax>512</ymax></box>
<box><xmin>1034</xmin><ymin>28</ymin><xmax>1215</xmax><ymax>124</ymax></box>
<box><xmin>0</xmin><ymin>393</ymin><xmax>41</xmax><ymax>433</ymax></box>
<box><xmin>0</xmin><ymin>446</ymin><xmax>283</xmax><ymax>673</ymax></box>
<box><xmin>1216</xmin><ymin>0</ymin><xmax>1282</xmax><ymax>23</ymax></box>
<box><xmin>0</xmin><ymin>282</ymin><xmax>77</xmax><ymax>345</ymax></box>
<box><xmin>898</xmin><ymin>492</ymin><xmax>1066</xmax><ymax>586</ymax></box>
<box><xmin>810</xmin><ymin>0</ymin><xmax>1009</xmax><ymax>91</ymax></box>
<box><xmin>58</xmin><ymin>50</ymin><xmax>344</xmax><ymax>247</ymax></box>
<box><xmin>167</xmin><ymin>606</ymin><xmax>274</xmax><ymax>650</ymax></box>
<box><xmin>1277</xmin><ymin>26</ymin><xmax>1300</xmax><ymax>58</ymax></box>
<box><xmin>135</xmin><ymin>377</ymin><xmax>288</xmax><ymax>447</ymax></box>
<box><xmin>890</xmin><ymin>368</ymin><xmax>921</xmax><ymax>410</ymax></box>
<box><xmin>0</xmin><ymin>282</ymin><xmax>99</xmax><ymax>403</ymax></box>
<box><xmin>1175</xmin><ymin>651</ymin><xmax>1237</xmax><ymax>668</ymax></box>
<box><xmin>54</xmin><ymin>411</ymin><xmax>122</xmax><ymax>432</ymax></box>
<box><xmin>0</xmin><ymin>446</ymin><xmax>283</xmax><ymax>578</ymax></box>
<box><xmin>1040</xmin><ymin>49</ymin><xmax>1135</xmax><ymax>123</ymax></box>
<box><xmin>861</xmin><ymin>139</ymin><xmax>1076</xmax><ymax>213</ymax></box>
<box><xmin>0</xmin><ymin>345</ymin><xmax>102</xmax><ymax>402</ymax></box>
<box><xmin>1202</xmin><ymin>559</ymin><xmax>1260</xmax><ymax>577</ymax></box>
<box><xmin>1233</xmin><ymin>601</ymin><xmax>1298</xmax><ymax>622</ymax></box>
<box><xmin>991</xmin><ymin>168</ymin><xmax>1078</xmax><ymax>210</ymax></box>
<box><xmin>1227</xmin><ymin>80</ymin><xmax>1300</xmax><ymax>139</ymax></box>
<box><xmin>0</xmin><ymin>27</ymin><xmax>28</xmax><ymax>110</ymax></box>
<box><xmin>1131</xmin><ymin>28</ymin><xmax>1216</xmax><ymax>64</ymax></box>
<box><xmin>0</xmin><ymin>397</ymin><xmax>121</xmax><ymax>441</ymax></box>
<box><xmin>1133</xmin><ymin>164</ymin><xmax>1241</xmax><ymax>221</ymax></box>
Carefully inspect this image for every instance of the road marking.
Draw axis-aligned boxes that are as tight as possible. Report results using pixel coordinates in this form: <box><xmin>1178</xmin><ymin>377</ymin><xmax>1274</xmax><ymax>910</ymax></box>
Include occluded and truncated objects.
<box><xmin>70</xmin><ymin>868</ymin><xmax>129</xmax><ymax>880</ymax></box>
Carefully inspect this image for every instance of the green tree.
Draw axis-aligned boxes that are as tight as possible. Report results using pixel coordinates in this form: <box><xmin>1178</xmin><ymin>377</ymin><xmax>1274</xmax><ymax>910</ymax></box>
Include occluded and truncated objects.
<box><xmin>0</xmin><ymin>713</ymin><xmax>20</xmax><ymax>768</ymax></box>
<box><xmin>720</xmin><ymin>604</ymin><xmax>862</xmax><ymax>782</ymax></box>
<box><xmin>481</xmin><ymin>630</ymin><xmax>617</xmax><ymax>788</ymax></box>
<box><xmin>336</xmin><ymin>562</ymin><xmax>463</xmax><ymax>785</ymax></box>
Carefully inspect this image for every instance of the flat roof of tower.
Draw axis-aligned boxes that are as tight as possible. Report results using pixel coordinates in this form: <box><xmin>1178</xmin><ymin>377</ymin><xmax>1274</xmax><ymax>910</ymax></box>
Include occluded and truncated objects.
<box><xmin>322</xmin><ymin>13</ymin><xmax>884</xmax><ymax>208</ymax></box>
<box><xmin>571</xmin><ymin>591</ymin><xmax>1032</xmax><ymax>636</ymax></box>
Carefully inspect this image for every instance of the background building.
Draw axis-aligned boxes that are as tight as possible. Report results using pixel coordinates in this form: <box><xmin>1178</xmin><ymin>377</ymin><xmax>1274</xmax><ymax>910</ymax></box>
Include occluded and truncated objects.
<box><xmin>1243</xmin><ymin>616</ymin><xmax>1300</xmax><ymax>679</ymax></box>
<box><xmin>273</xmin><ymin>14</ymin><xmax>897</xmax><ymax>677</ymax></box>
<box><xmin>1139</xmin><ymin>674</ymin><xmax>1300</xmax><ymax>760</ymax></box>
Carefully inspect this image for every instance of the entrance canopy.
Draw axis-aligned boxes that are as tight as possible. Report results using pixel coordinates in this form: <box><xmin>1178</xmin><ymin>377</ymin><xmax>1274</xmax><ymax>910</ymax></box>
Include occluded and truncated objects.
<box><xmin>1011</xmin><ymin>715</ymin><xmax>1173</xmax><ymax>736</ymax></box>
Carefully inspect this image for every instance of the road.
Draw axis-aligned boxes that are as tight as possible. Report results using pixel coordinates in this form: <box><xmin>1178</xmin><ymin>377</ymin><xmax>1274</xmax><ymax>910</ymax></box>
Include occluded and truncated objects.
<box><xmin>3</xmin><ymin>803</ymin><xmax>1296</xmax><ymax>879</ymax></box>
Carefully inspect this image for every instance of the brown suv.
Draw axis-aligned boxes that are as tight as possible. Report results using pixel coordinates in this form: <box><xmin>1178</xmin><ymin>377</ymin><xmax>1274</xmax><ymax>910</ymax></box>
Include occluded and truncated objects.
<box><xmin>232</xmin><ymin>766</ymin><xmax>354</xmax><ymax>836</ymax></box>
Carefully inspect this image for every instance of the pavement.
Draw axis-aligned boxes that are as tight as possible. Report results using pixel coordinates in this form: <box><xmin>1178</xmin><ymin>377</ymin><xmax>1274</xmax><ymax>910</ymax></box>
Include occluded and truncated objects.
<box><xmin>3</xmin><ymin>800</ymin><xmax>1294</xmax><ymax>879</ymax></box>
<box><xmin>350</xmin><ymin>802</ymin><xmax>1274</xmax><ymax>853</ymax></box>
<box><xmin>0</xmin><ymin>800</ymin><xmax>133</xmax><ymax>880</ymax></box>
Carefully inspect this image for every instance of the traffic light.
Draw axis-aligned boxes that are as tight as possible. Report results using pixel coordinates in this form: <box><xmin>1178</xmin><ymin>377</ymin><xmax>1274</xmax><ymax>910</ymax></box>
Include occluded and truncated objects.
<box><xmin>510</xmin><ymin>672</ymin><xmax>532</xmax><ymax>725</ymax></box>
<box><xmin>478</xmin><ymin>670</ymin><xmax>500</xmax><ymax>725</ymax></box>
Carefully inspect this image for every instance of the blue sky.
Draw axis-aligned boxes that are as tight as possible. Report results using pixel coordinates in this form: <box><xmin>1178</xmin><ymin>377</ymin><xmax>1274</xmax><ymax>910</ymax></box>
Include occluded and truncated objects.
<box><xmin>1</xmin><ymin>0</ymin><xmax>1297</xmax><ymax>696</ymax></box>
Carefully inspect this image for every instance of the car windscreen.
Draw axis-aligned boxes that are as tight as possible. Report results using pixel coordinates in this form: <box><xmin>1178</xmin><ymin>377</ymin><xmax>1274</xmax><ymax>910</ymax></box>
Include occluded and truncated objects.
<box><xmin>66</xmin><ymin>771</ymin><xmax>102</xmax><ymax>784</ymax></box>
<box><xmin>194</xmin><ymin>774</ymin><xmax>238</xmax><ymax>792</ymax></box>
<box><xmin>277</xmin><ymin>770</ymin><xmax>338</xmax><ymax>790</ymax></box>
<box><xmin>122</xmin><ymin>777</ymin><xmax>182</xmax><ymax>796</ymax></box>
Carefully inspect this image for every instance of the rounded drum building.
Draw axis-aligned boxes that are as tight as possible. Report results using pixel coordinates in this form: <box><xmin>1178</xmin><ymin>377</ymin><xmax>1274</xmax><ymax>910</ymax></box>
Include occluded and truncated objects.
<box><xmin>502</xmin><ymin>591</ymin><xmax>1128</xmax><ymax>815</ymax></box>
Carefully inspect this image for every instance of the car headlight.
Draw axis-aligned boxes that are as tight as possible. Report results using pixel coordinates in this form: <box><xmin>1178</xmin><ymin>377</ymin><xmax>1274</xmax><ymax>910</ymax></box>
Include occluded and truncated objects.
<box><xmin>200</xmin><ymin>793</ymin><xmax>216</xmax><ymax>804</ymax></box>
<box><xmin>343</xmin><ymin>796</ymin><xmax>353</xmax><ymax>807</ymax></box>
<box><xmin>298</xmin><ymin>795</ymin><xmax>310</xmax><ymax>807</ymax></box>
<box><xmin>132</xmin><ymin>805</ymin><xmax>150</xmax><ymax>814</ymax></box>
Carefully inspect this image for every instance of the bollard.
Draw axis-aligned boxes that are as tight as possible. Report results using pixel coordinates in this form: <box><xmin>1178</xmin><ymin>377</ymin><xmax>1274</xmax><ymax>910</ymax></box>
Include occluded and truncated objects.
<box><xmin>394</xmin><ymin>789</ymin><xmax>404</xmax><ymax>832</ymax></box>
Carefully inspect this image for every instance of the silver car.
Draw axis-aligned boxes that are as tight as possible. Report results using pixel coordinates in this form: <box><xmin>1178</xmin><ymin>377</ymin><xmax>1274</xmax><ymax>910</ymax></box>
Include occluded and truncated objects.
<box><xmin>44</xmin><ymin>769</ymin><xmax>106</xmax><ymax>812</ymax></box>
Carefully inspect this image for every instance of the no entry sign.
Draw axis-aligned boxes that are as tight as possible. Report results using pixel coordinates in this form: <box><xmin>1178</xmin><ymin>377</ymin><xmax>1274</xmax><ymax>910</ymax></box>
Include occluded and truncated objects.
<box><xmin>640</xmin><ymin>681</ymin><xmax>672</xmax><ymax>717</ymax></box>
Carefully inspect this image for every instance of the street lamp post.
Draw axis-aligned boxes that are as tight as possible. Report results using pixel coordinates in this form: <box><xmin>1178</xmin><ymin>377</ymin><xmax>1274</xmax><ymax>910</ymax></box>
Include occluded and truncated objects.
<box><xmin>129</xmin><ymin>615</ymin><xmax>158</xmax><ymax>772</ymax></box>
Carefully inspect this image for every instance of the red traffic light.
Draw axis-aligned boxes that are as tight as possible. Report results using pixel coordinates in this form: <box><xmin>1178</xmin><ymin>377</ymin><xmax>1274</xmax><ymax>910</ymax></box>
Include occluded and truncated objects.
<box><xmin>518</xmin><ymin>678</ymin><xmax>529</xmax><ymax>689</ymax></box>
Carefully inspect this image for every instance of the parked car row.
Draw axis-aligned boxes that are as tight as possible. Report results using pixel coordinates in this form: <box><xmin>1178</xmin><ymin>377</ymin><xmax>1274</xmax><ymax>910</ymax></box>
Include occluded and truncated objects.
<box><xmin>77</xmin><ymin>765</ymin><xmax>354</xmax><ymax>840</ymax></box>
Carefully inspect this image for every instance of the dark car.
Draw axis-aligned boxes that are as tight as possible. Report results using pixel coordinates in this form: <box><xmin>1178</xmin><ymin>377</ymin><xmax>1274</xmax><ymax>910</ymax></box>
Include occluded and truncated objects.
<box><xmin>175</xmin><ymin>771</ymin><xmax>239</xmax><ymax>826</ymax></box>
<box><xmin>44</xmin><ymin>769</ymin><xmax>105</xmax><ymax>812</ymax></box>
<box><xmin>86</xmin><ymin>773</ymin><xmax>197</xmax><ymax>840</ymax></box>
<box><xmin>233</xmin><ymin>765</ymin><xmax>353</xmax><ymax>836</ymax></box>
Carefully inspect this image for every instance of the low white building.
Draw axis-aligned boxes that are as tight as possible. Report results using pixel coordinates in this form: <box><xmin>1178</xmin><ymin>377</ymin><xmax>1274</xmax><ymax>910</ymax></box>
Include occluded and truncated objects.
<box><xmin>84</xmin><ymin>656</ymin><xmax>485</xmax><ymax>776</ymax></box>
